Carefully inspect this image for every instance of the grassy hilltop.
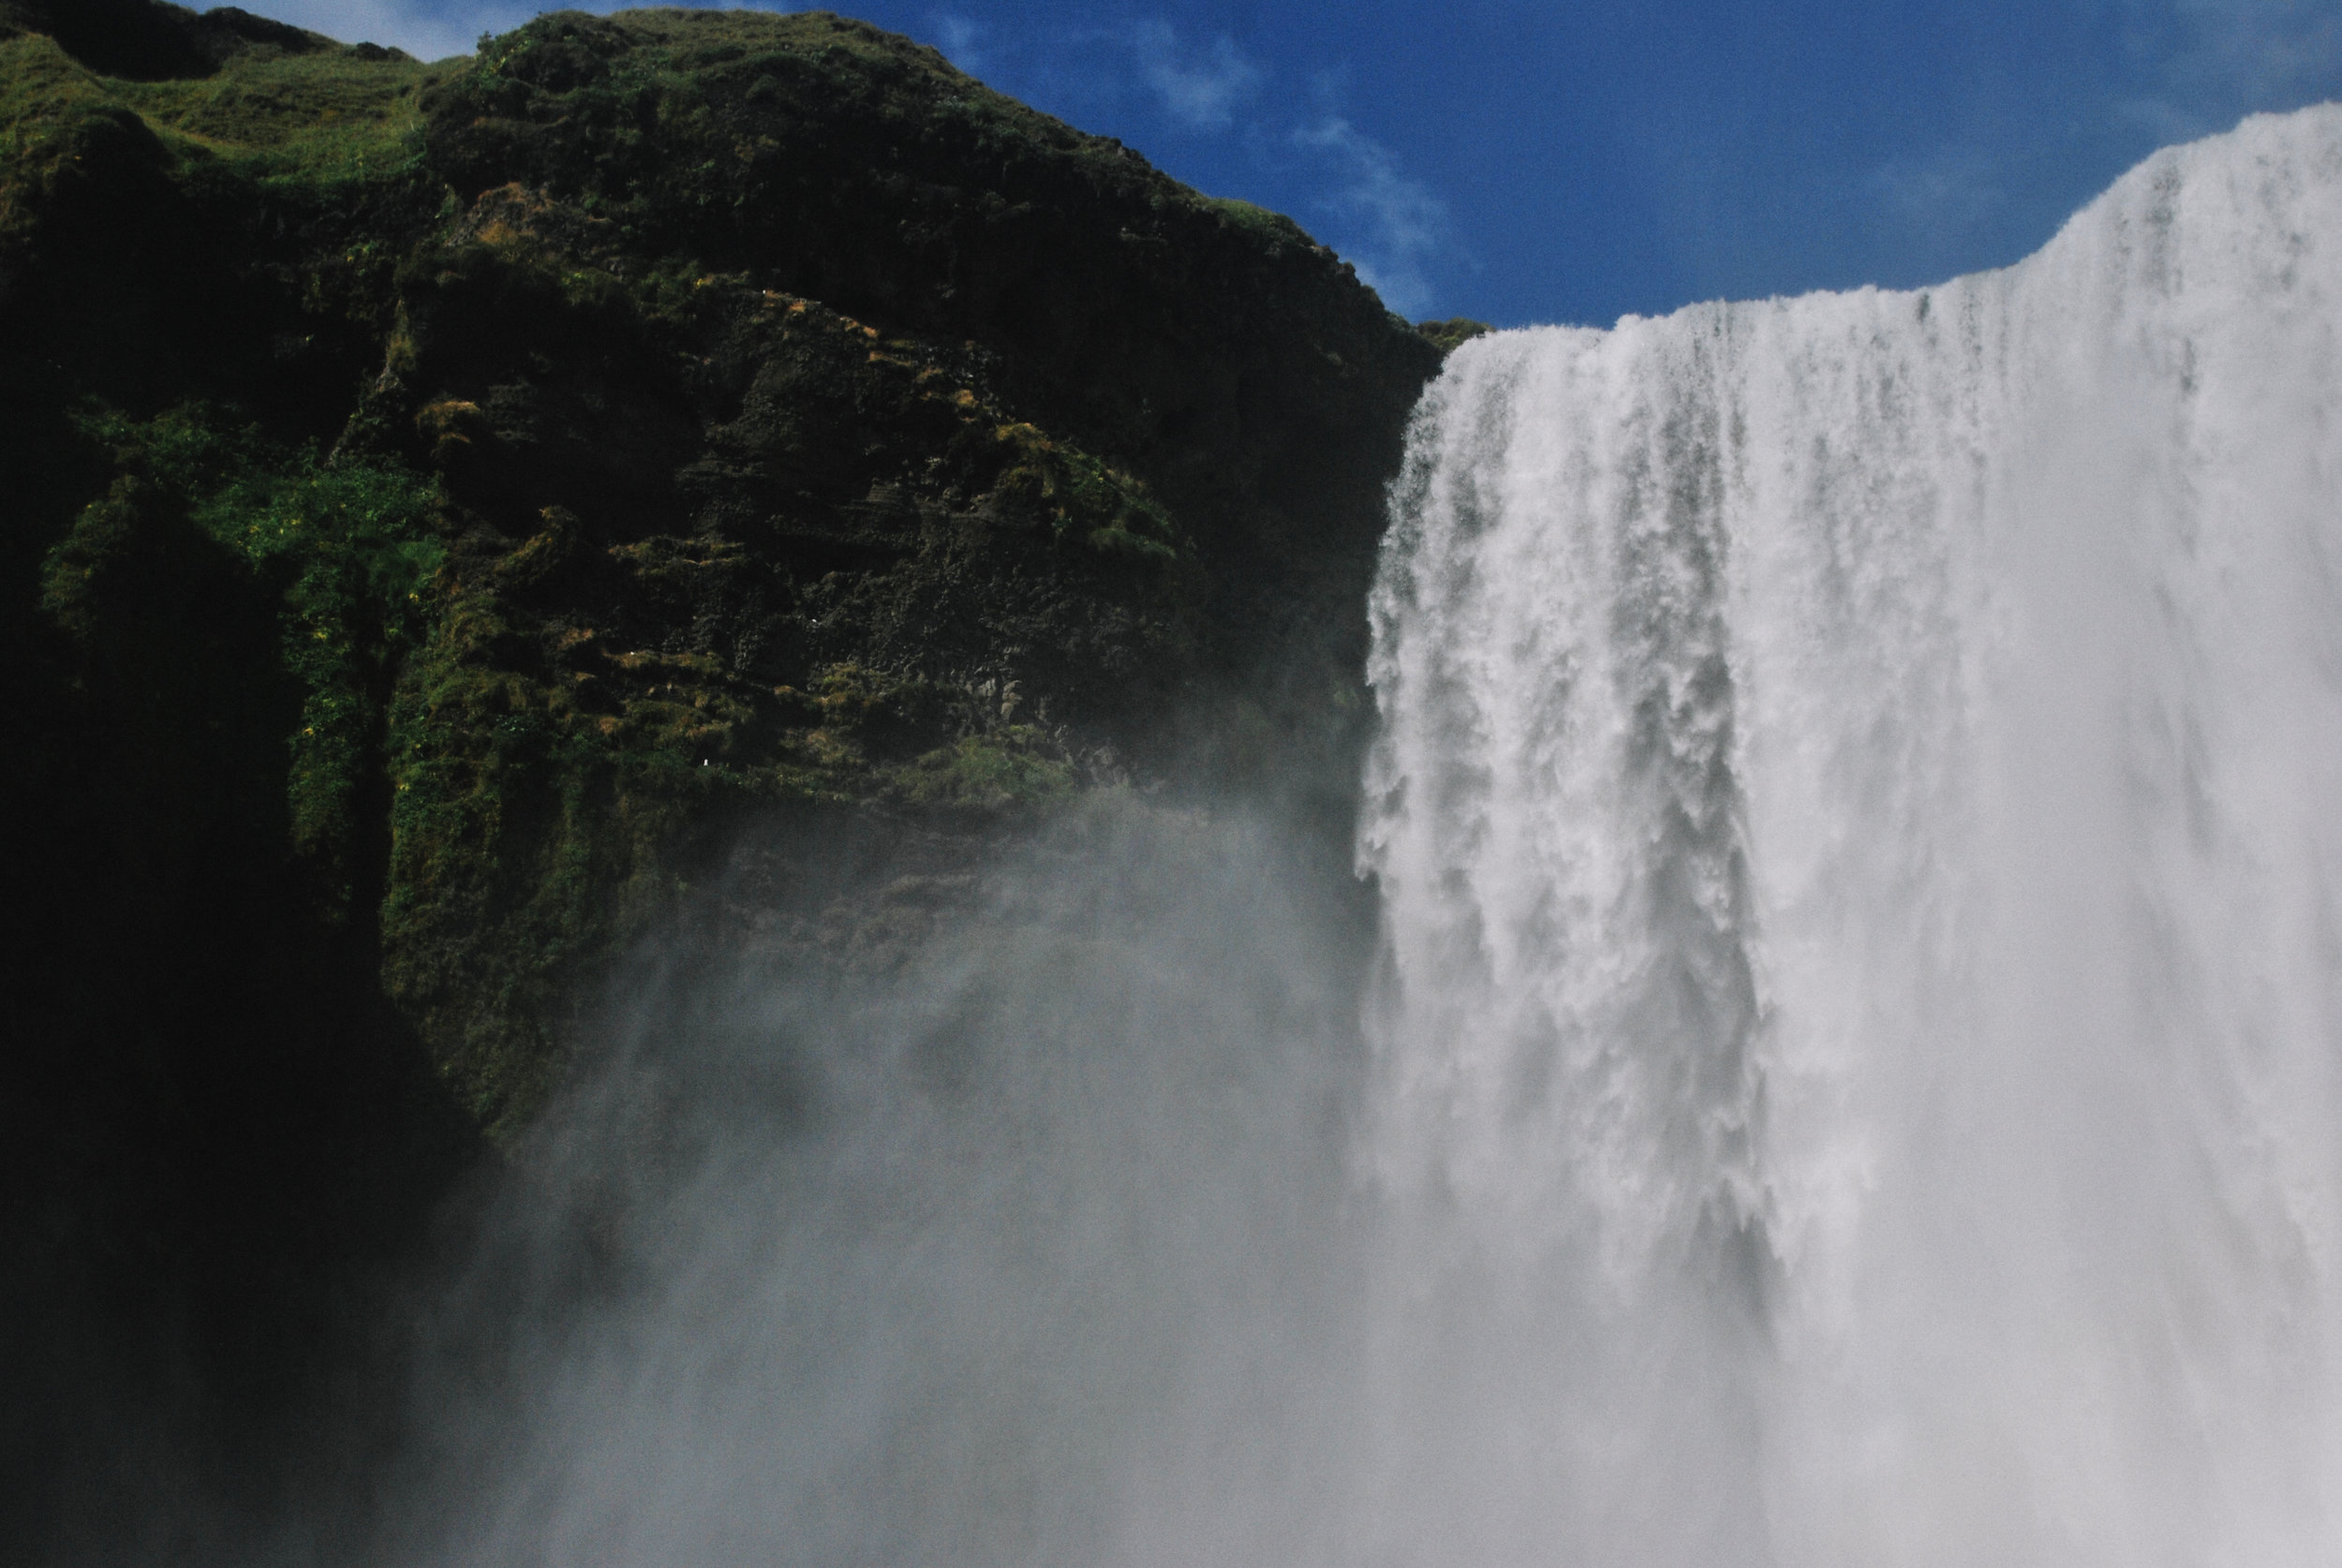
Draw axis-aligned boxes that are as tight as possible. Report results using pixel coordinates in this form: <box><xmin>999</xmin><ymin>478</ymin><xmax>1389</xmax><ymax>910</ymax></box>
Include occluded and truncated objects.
<box><xmin>0</xmin><ymin>2</ymin><xmax>1445</xmax><ymax>1549</ymax></box>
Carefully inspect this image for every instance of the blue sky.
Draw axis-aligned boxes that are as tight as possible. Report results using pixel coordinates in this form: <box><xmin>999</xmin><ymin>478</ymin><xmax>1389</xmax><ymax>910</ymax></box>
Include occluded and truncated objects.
<box><xmin>238</xmin><ymin>0</ymin><xmax>2342</xmax><ymax>325</ymax></box>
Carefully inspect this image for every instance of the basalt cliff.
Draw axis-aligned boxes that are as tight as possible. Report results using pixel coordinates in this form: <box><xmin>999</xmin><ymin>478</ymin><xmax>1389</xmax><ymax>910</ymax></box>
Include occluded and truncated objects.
<box><xmin>0</xmin><ymin>2</ymin><xmax>1453</xmax><ymax>1554</ymax></box>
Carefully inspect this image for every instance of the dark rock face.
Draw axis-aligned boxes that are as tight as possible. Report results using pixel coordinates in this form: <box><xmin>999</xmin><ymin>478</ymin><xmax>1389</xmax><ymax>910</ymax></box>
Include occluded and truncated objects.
<box><xmin>0</xmin><ymin>7</ymin><xmax>1445</xmax><ymax>1556</ymax></box>
<box><xmin>397</xmin><ymin>10</ymin><xmax>1438</xmax><ymax>777</ymax></box>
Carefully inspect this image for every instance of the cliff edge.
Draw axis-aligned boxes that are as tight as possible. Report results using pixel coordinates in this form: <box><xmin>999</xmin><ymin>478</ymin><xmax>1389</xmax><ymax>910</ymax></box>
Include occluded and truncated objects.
<box><xmin>0</xmin><ymin>6</ymin><xmax>1443</xmax><ymax>1550</ymax></box>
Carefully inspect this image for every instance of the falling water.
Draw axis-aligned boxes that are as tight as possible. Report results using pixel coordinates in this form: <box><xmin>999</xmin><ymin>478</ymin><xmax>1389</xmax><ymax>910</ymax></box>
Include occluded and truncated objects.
<box><xmin>373</xmin><ymin>107</ymin><xmax>2342</xmax><ymax>1568</ymax></box>
<box><xmin>1360</xmin><ymin>103</ymin><xmax>2342</xmax><ymax>1565</ymax></box>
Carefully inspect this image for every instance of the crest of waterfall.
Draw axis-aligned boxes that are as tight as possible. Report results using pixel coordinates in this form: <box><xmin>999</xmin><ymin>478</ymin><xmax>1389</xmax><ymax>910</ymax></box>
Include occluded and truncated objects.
<box><xmin>1362</xmin><ymin>103</ymin><xmax>2342</xmax><ymax>1566</ymax></box>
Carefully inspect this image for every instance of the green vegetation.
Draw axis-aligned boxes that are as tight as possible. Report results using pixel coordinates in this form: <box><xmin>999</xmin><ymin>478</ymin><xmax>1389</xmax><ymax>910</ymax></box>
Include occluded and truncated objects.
<box><xmin>1416</xmin><ymin>318</ymin><xmax>1493</xmax><ymax>353</ymax></box>
<box><xmin>898</xmin><ymin>729</ymin><xmax>1076</xmax><ymax>808</ymax></box>
<box><xmin>120</xmin><ymin>49</ymin><xmax>435</xmax><ymax>181</ymax></box>
<box><xmin>444</xmin><ymin>8</ymin><xmax>1165</xmax><ymax>224</ymax></box>
<box><xmin>0</xmin><ymin>28</ymin><xmax>435</xmax><ymax>198</ymax></box>
<box><xmin>2</xmin><ymin>0</ymin><xmax>1437</xmax><ymax>1139</ymax></box>
<box><xmin>55</xmin><ymin>406</ymin><xmax>446</xmax><ymax>917</ymax></box>
<box><xmin>0</xmin><ymin>34</ymin><xmax>147</xmax><ymax>241</ymax></box>
<box><xmin>1204</xmin><ymin>194</ymin><xmax>1317</xmax><ymax>250</ymax></box>
<box><xmin>38</xmin><ymin>399</ymin><xmax>1103</xmax><ymax>1133</ymax></box>
<box><xmin>990</xmin><ymin>420</ymin><xmax>1184</xmax><ymax>561</ymax></box>
<box><xmin>3</xmin><ymin>7</ymin><xmax>1449</xmax><ymax>1545</ymax></box>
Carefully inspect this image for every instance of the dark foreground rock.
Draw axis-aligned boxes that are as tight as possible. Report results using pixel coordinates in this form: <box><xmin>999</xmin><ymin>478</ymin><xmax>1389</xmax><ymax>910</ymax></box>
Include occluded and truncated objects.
<box><xmin>0</xmin><ymin>4</ymin><xmax>1444</xmax><ymax>1558</ymax></box>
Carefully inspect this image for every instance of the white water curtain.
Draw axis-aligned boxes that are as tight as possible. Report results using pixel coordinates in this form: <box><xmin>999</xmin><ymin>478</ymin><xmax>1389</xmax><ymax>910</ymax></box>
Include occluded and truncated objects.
<box><xmin>1362</xmin><ymin>103</ymin><xmax>2342</xmax><ymax>1567</ymax></box>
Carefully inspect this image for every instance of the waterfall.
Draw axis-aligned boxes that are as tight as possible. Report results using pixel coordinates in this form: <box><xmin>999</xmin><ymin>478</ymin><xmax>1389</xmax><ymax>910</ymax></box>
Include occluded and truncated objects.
<box><xmin>382</xmin><ymin>106</ymin><xmax>2342</xmax><ymax>1568</ymax></box>
<box><xmin>1361</xmin><ymin>103</ymin><xmax>2342</xmax><ymax>1566</ymax></box>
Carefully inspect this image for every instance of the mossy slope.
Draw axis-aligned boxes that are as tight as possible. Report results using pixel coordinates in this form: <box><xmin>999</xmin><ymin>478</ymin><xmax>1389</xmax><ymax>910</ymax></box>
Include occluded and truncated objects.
<box><xmin>1</xmin><ymin>10</ymin><xmax>1443</xmax><ymax>1546</ymax></box>
<box><xmin>6</xmin><ymin>4</ymin><xmax>1442</xmax><ymax>1136</ymax></box>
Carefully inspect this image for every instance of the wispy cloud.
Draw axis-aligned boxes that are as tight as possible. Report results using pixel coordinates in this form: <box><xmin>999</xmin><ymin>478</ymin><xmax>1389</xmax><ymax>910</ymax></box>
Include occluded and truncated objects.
<box><xmin>1839</xmin><ymin>0</ymin><xmax>2341</xmax><ymax>293</ymax></box>
<box><xmin>2112</xmin><ymin>0</ymin><xmax>2342</xmax><ymax>137</ymax></box>
<box><xmin>1292</xmin><ymin>115</ymin><xmax>1447</xmax><ymax>318</ymax></box>
<box><xmin>928</xmin><ymin>12</ymin><xmax>992</xmax><ymax>81</ymax></box>
<box><xmin>239</xmin><ymin>0</ymin><xmax>527</xmax><ymax>59</ymax></box>
<box><xmin>237</xmin><ymin>2</ymin><xmax>1452</xmax><ymax>315</ymax></box>
<box><xmin>916</xmin><ymin>14</ymin><xmax>1450</xmax><ymax>314</ymax></box>
<box><xmin>242</xmin><ymin>0</ymin><xmax>806</xmax><ymax>61</ymax></box>
<box><xmin>1866</xmin><ymin>144</ymin><xmax>2006</xmax><ymax>262</ymax></box>
<box><xmin>1129</xmin><ymin>21</ymin><xmax>1263</xmax><ymax>130</ymax></box>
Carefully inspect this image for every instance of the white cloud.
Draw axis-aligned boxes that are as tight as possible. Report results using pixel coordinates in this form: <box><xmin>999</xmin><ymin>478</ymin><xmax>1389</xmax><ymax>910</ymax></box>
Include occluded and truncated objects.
<box><xmin>928</xmin><ymin>12</ymin><xmax>991</xmax><ymax>81</ymax></box>
<box><xmin>231</xmin><ymin>2</ymin><xmax>1450</xmax><ymax>314</ymax></box>
<box><xmin>2172</xmin><ymin>0</ymin><xmax>2342</xmax><ymax>89</ymax></box>
<box><xmin>2111</xmin><ymin>0</ymin><xmax>2342</xmax><ymax>136</ymax></box>
<box><xmin>235</xmin><ymin>0</ymin><xmax>514</xmax><ymax>60</ymax></box>
<box><xmin>913</xmin><ymin>14</ymin><xmax>1449</xmax><ymax>311</ymax></box>
<box><xmin>236</xmin><ymin>0</ymin><xmax>803</xmax><ymax>62</ymax></box>
<box><xmin>1846</xmin><ymin>0</ymin><xmax>2338</xmax><ymax>290</ymax></box>
<box><xmin>1867</xmin><ymin>144</ymin><xmax>2005</xmax><ymax>255</ymax></box>
<box><xmin>1293</xmin><ymin>115</ymin><xmax>1446</xmax><ymax>318</ymax></box>
<box><xmin>1128</xmin><ymin>21</ymin><xmax>1262</xmax><ymax>130</ymax></box>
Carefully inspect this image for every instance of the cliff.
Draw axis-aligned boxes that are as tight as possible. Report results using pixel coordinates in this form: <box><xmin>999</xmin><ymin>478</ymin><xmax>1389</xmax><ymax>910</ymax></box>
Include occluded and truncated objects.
<box><xmin>0</xmin><ymin>3</ymin><xmax>1443</xmax><ymax>1551</ymax></box>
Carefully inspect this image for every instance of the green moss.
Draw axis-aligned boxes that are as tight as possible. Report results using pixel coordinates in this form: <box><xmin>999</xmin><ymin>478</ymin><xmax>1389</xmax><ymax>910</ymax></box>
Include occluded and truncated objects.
<box><xmin>40</xmin><ymin>406</ymin><xmax>762</xmax><ymax>1134</ymax></box>
<box><xmin>44</xmin><ymin>392</ymin><xmax>1117</xmax><ymax>1134</ymax></box>
<box><xmin>895</xmin><ymin>729</ymin><xmax>1076</xmax><ymax>809</ymax></box>
<box><xmin>378</xmin><ymin>622</ymin><xmax>731</xmax><ymax>1132</ymax></box>
<box><xmin>0</xmin><ymin>35</ymin><xmax>137</xmax><ymax>235</ymax></box>
<box><xmin>788</xmin><ymin>662</ymin><xmax>941</xmax><ymax>758</ymax></box>
<box><xmin>0</xmin><ymin>27</ymin><xmax>435</xmax><ymax>195</ymax></box>
<box><xmin>1416</xmin><ymin>318</ymin><xmax>1492</xmax><ymax>354</ymax></box>
<box><xmin>1204</xmin><ymin>194</ymin><xmax>1316</xmax><ymax>250</ymax></box>
<box><xmin>2</xmin><ymin>0</ymin><xmax>1441</xmax><ymax>1146</ymax></box>
<box><xmin>0</xmin><ymin>30</ymin><xmax>96</xmax><ymax>126</ymax></box>
<box><xmin>423</xmin><ymin>8</ymin><xmax>1327</xmax><ymax>283</ymax></box>
<box><xmin>990</xmin><ymin>421</ymin><xmax>1184</xmax><ymax>561</ymax></box>
<box><xmin>375</xmin><ymin>557</ymin><xmax>762</xmax><ymax>1133</ymax></box>
<box><xmin>64</xmin><ymin>405</ymin><xmax>447</xmax><ymax>919</ymax></box>
<box><xmin>124</xmin><ymin>57</ymin><xmax>432</xmax><ymax>185</ymax></box>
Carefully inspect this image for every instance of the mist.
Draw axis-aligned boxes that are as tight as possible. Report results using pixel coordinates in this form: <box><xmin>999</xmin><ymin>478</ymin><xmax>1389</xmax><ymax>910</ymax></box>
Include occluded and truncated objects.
<box><xmin>126</xmin><ymin>100</ymin><xmax>2342</xmax><ymax>1568</ymax></box>
<box><xmin>357</xmin><ymin>801</ymin><xmax>1382</xmax><ymax>1568</ymax></box>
